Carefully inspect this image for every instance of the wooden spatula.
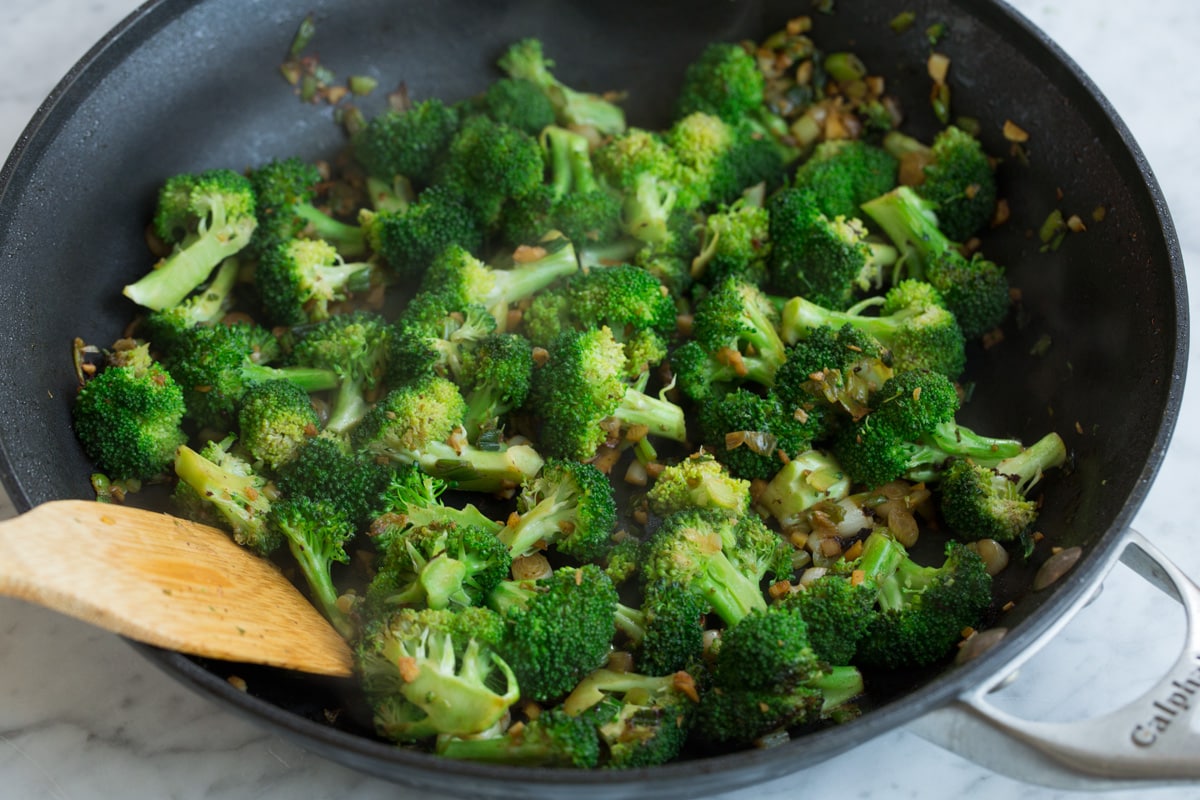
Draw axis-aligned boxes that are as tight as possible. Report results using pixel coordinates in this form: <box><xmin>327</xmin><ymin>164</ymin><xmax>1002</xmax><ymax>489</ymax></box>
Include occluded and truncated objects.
<box><xmin>0</xmin><ymin>499</ymin><xmax>354</xmax><ymax>678</ymax></box>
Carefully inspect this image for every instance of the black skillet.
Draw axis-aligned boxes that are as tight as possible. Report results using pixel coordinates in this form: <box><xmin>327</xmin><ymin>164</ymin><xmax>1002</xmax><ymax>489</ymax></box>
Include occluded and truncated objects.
<box><xmin>0</xmin><ymin>0</ymin><xmax>1187</xmax><ymax>796</ymax></box>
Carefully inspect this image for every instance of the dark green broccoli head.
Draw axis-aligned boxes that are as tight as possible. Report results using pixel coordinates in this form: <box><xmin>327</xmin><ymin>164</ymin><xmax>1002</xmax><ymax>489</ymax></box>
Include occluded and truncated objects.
<box><xmin>255</xmin><ymin>237</ymin><xmax>376</xmax><ymax>327</ymax></box>
<box><xmin>693</xmin><ymin>197</ymin><xmax>771</xmax><ymax>288</ymax></box>
<box><xmin>353</xmin><ymin>98</ymin><xmax>461</xmax><ymax>187</ymax></box>
<box><xmin>457</xmin><ymin>331</ymin><xmax>535</xmax><ymax>439</ymax></box>
<box><xmin>72</xmin><ymin>342</ymin><xmax>187</xmax><ymax>482</ymax></box>
<box><xmin>776</xmin><ymin>573</ymin><xmax>877</xmax><ymax>665</ymax></box>
<box><xmin>773</xmin><ymin>323</ymin><xmax>894</xmax><ymax>425</ymax></box>
<box><xmin>914</xmin><ymin>125</ymin><xmax>997</xmax><ymax>242</ymax></box>
<box><xmin>437</xmin><ymin>115</ymin><xmax>546</xmax><ymax>230</ymax></box>
<box><xmin>491</xmin><ymin>564</ymin><xmax>620</xmax><ymax>702</ymax></box>
<box><xmin>714</xmin><ymin>605</ymin><xmax>823</xmax><ymax>691</ymax></box>
<box><xmin>697</xmin><ymin>387</ymin><xmax>822</xmax><ymax>481</ymax></box>
<box><xmin>691</xmin><ymin>277</ymin><xmax>788</xmax><ymax>389</ymax></box>
<box><xmin>675</xmin><ymin>42</ymin><xmax>766</xmax><ymax>123</ymax></box>
<box><xmin>362</xmin><ymin>184</ymin><xmax>485</xmax><ymax>280</ymax></box>
<box><xmin>275</xmin><ymin>433</ymin><xmax>392</xmax><ymax>529</ymax></box>
<box><xmin>669</xmin><ymin>112</ymin><xmax>785</xmax><ymax>209</ymax></box>
<box><xmin>476</xmin><ymin>77</ymin><xmax>557</xmax><ymax>135</ymax></box>
<box><xmin>634</xmin><ymin>582</ymin><xmax>710</xmax><ymax>677</ymax></box>
<box><xmin>791</xmin><ymin>138</ymin><xmax>898</xmax><ymax>221</ymax></box>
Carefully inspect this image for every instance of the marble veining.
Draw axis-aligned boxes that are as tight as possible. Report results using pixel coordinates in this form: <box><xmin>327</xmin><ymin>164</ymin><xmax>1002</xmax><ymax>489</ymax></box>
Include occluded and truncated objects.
<box><xmin>1</xmin><ymin>0</ymin><xmax>1198</xmax><ymax>797</ymax></box>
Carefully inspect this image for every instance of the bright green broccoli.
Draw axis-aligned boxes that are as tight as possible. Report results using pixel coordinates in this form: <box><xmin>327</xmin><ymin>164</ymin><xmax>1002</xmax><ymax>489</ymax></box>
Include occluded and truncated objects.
<box><xmin>853</xmin><ymin>529</ymin><xmax>994</xmax><ymax>669</ymax></box>
<box><xmin>473</xmin><ymin>77</ymin><xmax>558</xmax><ymax>136</ymax></box>
<box><xmin>497</xmin><ymin>38</ymin><xmax>626</xmax><ymax>136</ymax></box>
<box><xmin>497</xmin><ymin>458</ymin><xmax>617</xmax><ymax>561</ymax></box>
<box><xmin>253</xmin><ymin>237</ymin><xmax>377</xmax><ymax>327</ymax></box>
<box><xmin>124</xmin><ymin>169</ymin><xmax>258</xmax><ymax>311</ymax></box>
<box><xmin>615</xmin><ymin>581</ymin><xmax>709</xmax><ymax>677</ymax></box>
<box><xmin>883</xmin><ymin>125</ymin><xmax>997</xmax><ymax>242</ymax></box>
<box><xmin>938</xmin><ymin>431</ymin><xmax>1068</xmax><ymax>543</ymax></box>
<box><xmin>274</xmin><ymin>433</ymin><xmax>392</xmax><ymax>529</ymax></box>
<box><xmin>766</xmin><ymin>186</ymin><xmax>898</xmax><ymax>309</ymax></box>
<box><xmin>356</xmin><ymin>606</ymin><xmax>520</xmax><ymax>742</ymax></box>
<box><xmin>779</xmin><ymin>279</ymin><xmax>967</xmax><ymax>380</ymax></box>
<box><xmin>561</xmin><ymin>668</ymin><xmax>698</xmax><ymax>768</ymax></box>
<box><xmin>235</xmin><ymin>378</ymin><xmax>319</xmax><ymax>470</ymax></box>
<box><xmin>353</xmin><ymin>374</ymin><xmax>544</xmax><ymax>493</ymax></box>
<box><xmin>286</xmin><ymin>310</ymin><xmax>395</xmax><ymax>434</ymax></box>
<box><xmin>159</xmin><ymin>320</ymin><xmax>338</xmax><ymax>431</ymax></box>
<box><xmin>437</xmin><ymin>708</ymin><xmax>602</xmax><ymax>768</ymax></box>
<box><xmin>775</xmin><ymin>569</ymin><xmax>878</xmax><ymax>666</ymax></box>
<box><xmin>139</xmin><ymin>256</ymin><xmax>240</xmax><ymax>355</ymax></box>
<box><xmin>695</xmin><ymin>387</ymin><xmax>826</xmax><ymax>481</ymax></box>
<box><xmin>456</xmin><ymin>331</ymin><xmax>534</xmax><ymax>440</ymax></box>
<box><xmin>861</xmin><ymin>185</ymin><xmax>1010</xmax><ymax>339</ymax></box>
<box><xmin>389</xmin><ymin>293</ymin><xmax>498</xmax><ymax>385</ymax></box>
<box><xmin>529</xmin><ymin>325</ymin><xmax>688</xmax><ymax>461</ymax></box>
<box><xmin>246</xmin><ymin>157</ymin><xmax>366</xmax><ymax>258</ymax></box>
<box><xmin>352</xmin><ymin>98</ymin><xmax>461</xmax><ymax>190</ymax></box>
<box><xmin>172</xmin><ymin>437</ymin><xmax>277</xmax><ymax>554</ymax></box>
<box><xmin>691</xmin><ymin>194</ymin><xmax>772</xmax><ymax>287</ymax></box>
<box><xmin>646</xmin><ymin>452</ymin><xmax>752</xmax><ymax>517</ymax></box>
<box><xmin>268</xmin><ymin>495</ymin><xmax>357</xmax><ymax>639</ymax></box>
<box><xmin>488</xmin><ymin>564</ymin><xmax>620</xmax><ymax>702</ymax></box>
<box><xmin>436</xmin><ymin>114</ymin><xmax>546</xmax><ymax>231</ymax></box>
<box><xmin>667</xmin><ymin>111</ymin><xmax>786</xmax><ymax>210</ymax></box>
<box><xmin>790</xmin><ymin>138</ymin><xmax>898</xmax><ymax>221</ymax></box>
<box><xmin>361</xmin><ymin>183</ymin><xmax>484</xmax><ymax>280</ymax></box>
<box><xmin>832</xmin><ymin>368</ymin><xmax>1025</xmax><ymax>488</ymax></box>
<box><xmin>71</xmin><ymin>341</ymin><xmax>188</xmax><ymax>482</ymax></box>
<box><xmin>772</xmin><ymin>323</ymin><xmax>895</xmax><ymax>425</ymax></box>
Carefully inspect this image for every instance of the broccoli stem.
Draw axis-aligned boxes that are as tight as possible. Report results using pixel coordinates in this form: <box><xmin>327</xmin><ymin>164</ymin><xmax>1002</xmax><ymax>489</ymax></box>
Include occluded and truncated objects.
<box><xmin>416</xmin><ymin>441</ymin><xmax>545</xmax><ymax>493</ymax></box>
<box><xmin>610</xmin><ymin>387</ymin><xmax>688</xmax><ymax>443</ymax></box>
<box><xmin>622</xmin><ymin>173</ymin><xmax>677</xmax><ymax>245</ymax></box>
<box><xmin>325</xmin><ymin>378</ymin><xmax>370</xmax><ymax>434</ymax></box>
<box><xmin>124</xmin><ymin>219</ymin><xmax>256</xmax><ymax>311</ymax></box>
<box><xmin>858</xmin><ymin>187</ymin><xmax>945</xmax><ymax>270</ymax></box>
<box><xmin>489</xmin><ymin>243</ymin><xmax>579</xmax><ymax>310</ymax></box>
<box><xmin>295</xmin><ymin>204</ymin><xmax>367</xmax><ymax>257</ymax></box>
<box><xmin>699</xmin><ymin>552</ymin><xmax>768</xmax><ymax>625</ymax></box>
<box><xmin>995</xmin><ymin>431</ymin><xmax>1068</xmax><ymax>493</ymax></box>
<box><xmin>282</xmin><ymin>529</ymin><xmax>355</xmax><ymax>640</ymax></box>
<box><xmin>812</xmin><ymin>665</ymin><xmax>865</xmax><ymax>713</ymax></box>
<box><xmin>498</xmin><ymin>485</ymin><xmax>575</xmax><ymax>556</ymax></box>
<box><xmin>241</xmin><ymin>363</ymin><xmax>340</xmax><ymax>392</ymax></box>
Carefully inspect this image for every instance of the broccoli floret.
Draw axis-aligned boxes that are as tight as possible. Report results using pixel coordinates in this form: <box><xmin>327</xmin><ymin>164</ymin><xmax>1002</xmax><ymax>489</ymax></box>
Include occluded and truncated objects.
<box><xmin>275</xmin><ymin>434</ymin><xmax>392</xmax><ymax>529</ymax></box>
<box><xmin>489</xmin><ymin>565</ymin><xmax>620</xmax><ymax>702</ymax></box>
<box><xmin>779</xmin><ymin>279</ymin><xmax>967</xmax><ymax>380</ymax></box>
<box><xmin>695</xmin><ymin>388</ymin><xmax>825</xmax><ymax>481</ymax></box>
<box><xmin>673</xmin><ymin>277</ymin><xmax>788</xmax><ymax>403</ymax></box>
<box><xmin>561</xmin><ymin>668</ymin><xmax>698</xmax><ymax>768</ymax></box>
<box><xmin>246</xmin><ymin>157</ymin><xmax>366</xmax><ymax>259</ymax></box>
<box><xmin>268</xmin><ymin>495</ymin><xmax>357</xmax><ymax>639</ymax></box>
<box><xmin>791</xmin><ymin>138</ymin><xmax>898</xmax><ymax>221</ymax></box>
<box><xmin>72</xmin><ymin>341</ymin><xmax>188</xmax><ymax>482</ymax></box>
<box><xmin>437</xmin><ymin>114</ymin><xmax>546</xmax><ymax>231</ymax></box>
<box><xmin>389</xmin><ymin>294</ymin><xmax>498</xmax><ymax>385</ymax></box>
<box><xmin>691</xmin><ymin>195</ymin><xmax>771</xmax><ymax>287</ymax></box>
<box><xmin>853</xmin><ymin>530</ymin><xmax>993</xmax><ymax>669</ymax></box>
<box><xmin>675</xmin><ymin>42</ymin><xmax>765</xmax><ymax>124</ymax></box>
<box><xmin>456</xmin><ymin>331</ymin><xmax>534</xmax><ymax>440</ymax></box>
<box><xmin>693</xmin><ymin>605</ymin><xmax>863</xmax><ymax>746</ymax></box>
<box><xmin>352</xmin><ymin>98</ymin><xmax>461</xmax><ymax>189</ymax></box>
<box><xmin>883</xmin><ymin>125</ymin><xmax>997</xmax><ymax>242</ymax></box>
<box><xmin>497</xmin><ymin>38</ymin><xmax>626</xmax><ymax>136</ymax></box>
<box><xmin>502</xmin><ymin>125</ymin><xmax>624</xmax><ymax>247</ymax></box>
<box><xmin>124</xmin><ymin>169</ymin><xmax>258</xmax><ymax>311</ymax></box>
<box><xmin>776</xmin><ymin>571</ymin><xmax>879</xmax><ymax>666</ymax></box>
<box><xmin>173</xmin><ymin>437</ymin><xmax>277</xmax><ymax>554</ymax></box>
<box><xmin>372</xmin><ymin>463</ymin><xmax>503</xmax><ymax>548</ymax></box>
<box><xmin>236</xmin><ymin>378</ymin><xmax>319</xmax><ymax>470</ymax></box>
<box><xmin>673</xmin><ymin>41</ymin><xmax>801</xmax><ymax>165</ymax></box>
<box><xmin>286</xmin><ymin>310</ymin><xmax>395</xmax><ymax>434</ymax></box>
<box><xmin>160</xmin><ymin>321</ymin><xmax>338</xmax><ymax>431</ymax></box>
<box><xmin>473</xmin><ymin>77</ymin><xmax>558</xmax><ymax>136</ymax></box>
<box><xmin>356</xmin><ymin>606</ymin><xmax>520</xmax><ymax>742</ymax></box>
<box><xmin>939</xmin><ymin>431</ymin><xmax>1068</xmax><ymax>543</ymax></box>
<box><xmin>353</xmin><ymin>375</ymin><xmax>544</xmax><ymax>493</ymax></box>
<box><xmin>140</xmin><ymin>256</ymin><xmax>240</xmax><ymax>355</ymax></box>
<box><xmin>367</xmin><ymin>520</ymin><xmax>513</xmax><ymax>612</ymax></box>
<box><xmin>772</xmin><ymin>323</ymin><xmax>895</xmax><ymax>425</ymax></box>
<box><xmin>646</xmin><ymin>452</ymin><xmax>752</xmax><ymax>517</ymax></box>
<box><xmin>755</xmin><ymin>450</ymin><xmax>852</xmax><ymax>532</ymax></box>
<box><xmin>618</xmin><ymin>582</ymin><xmax>709</xmax><ymax>676</ymax></box>
<box><xmin>766</xmin><ymin>187</ymin><xmax>898</xmax><ymax>309</ymax></box>
<box><xmin>668</xmin><ymin>112</ymin><xmax>786</xmax><ymax>210</ymax></box>
<box><xmin>641</xmin><ymin>508</ymin><xmax>773</xmax><ymax>627</ymax></box>
<box><xmin>522</xmin><ymin>263</ymin><xmax>675</xmax><ymax>370</ymax></box>
<box><xmin>832</xmin><ymin>369</ymin><xmax>1025</xmax><ymax>488</ymax></box>
<box><xmin>438</xmin><ymin>708</ymin><xmax>602</xmax><ymax>768</ymax></box>
<box><xmin>361</xmin><ymin>183</ymin><xmax>485</xmax><ymax>280</ymax></box>
<box><xmin>861</xmin><ymin>185</ymin><xmax>1010</xmax><ymax>339</ymax></box>
<box><xmin>497</xmin><ymin>458</ymin><xmax>617</xmax><ymax>561</ymax></box>
<box><xmin>592</xmin><ymin>128</ymin><xmax>679</xmax><ymax>194</ymax></box>
<box><xmin>530</xmin><ymin>326</ymin><xmax>688</xmax><ymax>462</ymax></box>
<box><xmin>254</xmin><ymin>237</ymin><xmax>377</xmax><ymax>327</ymax></box>
<box><xmin>420</xmin><ymin>238</ymin><xmax>578</xmax><ymax>329</ymax></box>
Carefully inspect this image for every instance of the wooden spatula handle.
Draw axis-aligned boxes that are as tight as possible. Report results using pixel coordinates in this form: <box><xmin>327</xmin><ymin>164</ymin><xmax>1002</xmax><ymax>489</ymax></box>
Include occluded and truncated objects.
<box><xmin>0</xmin><ymin>499</ymin><xmax>354</xmax><ymax>677</ymax></box>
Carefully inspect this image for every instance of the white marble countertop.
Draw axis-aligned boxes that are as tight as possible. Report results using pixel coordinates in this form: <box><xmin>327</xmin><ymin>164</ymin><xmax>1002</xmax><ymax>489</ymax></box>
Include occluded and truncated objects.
<box><xmin>1</xmin><ymin>1</ymin><xmax>1198</xmax><ymax>798</ymax></box>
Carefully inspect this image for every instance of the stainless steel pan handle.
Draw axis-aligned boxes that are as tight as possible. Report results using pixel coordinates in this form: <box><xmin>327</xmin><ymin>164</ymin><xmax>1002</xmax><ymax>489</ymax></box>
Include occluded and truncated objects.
<box><xmin>908</xmin><ymin>529</ymin><xmax>1200</xmax><ymax>791</ymax></box>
